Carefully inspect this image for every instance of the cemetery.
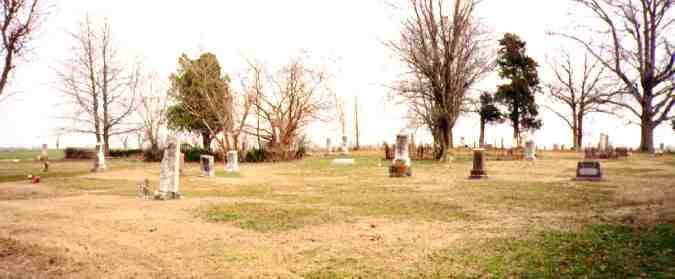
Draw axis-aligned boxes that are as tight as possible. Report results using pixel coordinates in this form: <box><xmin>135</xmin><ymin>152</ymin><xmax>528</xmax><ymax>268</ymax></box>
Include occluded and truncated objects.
<box><xmin>1</xmin><ymin>0</ymin><xmax>674</xmax><ymax>278</ymax></box>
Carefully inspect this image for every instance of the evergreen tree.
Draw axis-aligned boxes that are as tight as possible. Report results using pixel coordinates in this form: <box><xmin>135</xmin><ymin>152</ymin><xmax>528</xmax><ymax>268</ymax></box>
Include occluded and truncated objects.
<box><xmin>495</xmin><ymin>33</ymin><xmax>542</xmax><ymax>145</ymax></box>
<box><xmin>478</xmin><ymin>92</ymin><xmax>503</xmax><ymax>146</ymax></box>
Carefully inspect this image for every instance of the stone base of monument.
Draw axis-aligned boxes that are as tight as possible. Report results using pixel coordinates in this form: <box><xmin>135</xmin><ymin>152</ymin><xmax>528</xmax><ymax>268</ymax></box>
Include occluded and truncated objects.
<box><xmin>389</xmin><ymin>159</ymin><xmax>412</xmax><ymax>177</ymax></box>
<box><xmin>574</xmin><ymin>161</ymin><xmax>604</xmax><ymax>181</ymax></box>
<box><xmin>92</xmin><ymin>165</ymin><xmax>106</xmax><ymax>173</ymax></box>
<box><xmin>331</xmin><ymin>158</ymin><xmax>355</xmax><ymax>166</ymax></box>
<box><xmin>468</xmin><ymin>169</ymin><xmax>487</xmax><ymax>179</ymax></box>
<box><xmin>154</xmin><ymin>191</ymin><xmax>182</xmax><ymax>200</ymax></box>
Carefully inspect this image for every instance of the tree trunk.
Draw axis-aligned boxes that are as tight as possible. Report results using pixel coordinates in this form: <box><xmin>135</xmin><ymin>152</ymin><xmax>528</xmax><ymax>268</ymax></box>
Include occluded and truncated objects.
<box><xmin>435</xmin><ymin>119</ymin><xmax>451</xmax><ymax>161</ymax></box>
<box><xmin>479</xmin><ymin>119</ymin><xmax>486</xmax><ymax>147</ymax></box>
<box><xmin>576</xmin><ymin>111</ymin><xmax>584</xmax><ymax>152</ymax></box>
<box><xmin>103</xmin><ymin>131</ymin><xmax>110</xmax><ymax>155</ymax></box>
<box><xmin>201</xmin><ymin>131</ymin><xmax>212</xmax><ymax>152</ymax></box>
<box><xmin>640</xmin><ymin>121</ymin><xmax>655</xmax><ymax>153</ymax></box>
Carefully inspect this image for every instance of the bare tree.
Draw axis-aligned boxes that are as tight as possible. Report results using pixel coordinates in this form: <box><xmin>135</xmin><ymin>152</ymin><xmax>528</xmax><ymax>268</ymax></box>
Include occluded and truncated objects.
<box><xmin>388</xmin><ymin>0</ymin><xmax>493</xmax><ymax>160</ymax></box>
<box><xmin>0</xmin><ymin>0</ymin><xmax>45</xmax><ymax>102</ymax></box>
<box><xmin>552</xmin><ymin>0</ymin><xmax>675</xmax><ymax>152</ymax></box>
<box><xmin>251</xmin><ymin>56</ymin><xmax>333</xmax><ymax>160</ymax></box>
<box><xmin>137</xmin><ymin>72</ymin><xmax>168</xmax><ymax>153</ymax></box>
<box><xmin>544</xmin><ymin>51</ymin><xmax>614</xmax><ymax>151</ymax></box>
<box><xmin>56</xmin><ymin>16</ymin><xmax>140</xmax><ymax>154</ymax></box>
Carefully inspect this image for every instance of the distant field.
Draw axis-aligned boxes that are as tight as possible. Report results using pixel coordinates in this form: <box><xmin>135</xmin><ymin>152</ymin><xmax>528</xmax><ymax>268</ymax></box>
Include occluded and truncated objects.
<box><xmin>0</xmin><ymin>149</ymin><xmax>65</xmax><ymax>160</ymax></box>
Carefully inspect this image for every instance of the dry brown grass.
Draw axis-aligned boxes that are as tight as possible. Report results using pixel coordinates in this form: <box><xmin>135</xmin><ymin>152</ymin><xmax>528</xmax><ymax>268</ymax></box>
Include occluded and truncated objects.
<box><xmin>0</xmin><ymin>151</ymin><xmax>673</xmax><ymax>278</ymax></box>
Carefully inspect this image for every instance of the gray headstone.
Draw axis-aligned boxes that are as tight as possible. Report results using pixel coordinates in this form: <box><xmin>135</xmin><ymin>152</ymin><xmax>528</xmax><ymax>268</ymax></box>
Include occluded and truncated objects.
<box><xmin>524</xmin><ymin>140</ymin><xmax>536</xmax><ymax>160</ymax></box>
<box><xmin>158</xmin><ymin>137</ymin><xmax>180</xmax><ymax>199</ymax></box>
<box><xmin>226</xmin><ymin>150</ymin><xmax>239</xmax><ymax>172</ymax></box>
<box><xmin>200</xmin><ymin>155</ymin><xmax>215</xmax><ymax>177</ymax></box>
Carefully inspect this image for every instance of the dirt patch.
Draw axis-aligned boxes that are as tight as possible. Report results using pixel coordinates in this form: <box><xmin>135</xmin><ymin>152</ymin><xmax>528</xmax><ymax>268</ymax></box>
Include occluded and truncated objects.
<box><xmin>0</xmin><ymin>237</ymin><xmax>77</xmax><ymax>279</ymax></box>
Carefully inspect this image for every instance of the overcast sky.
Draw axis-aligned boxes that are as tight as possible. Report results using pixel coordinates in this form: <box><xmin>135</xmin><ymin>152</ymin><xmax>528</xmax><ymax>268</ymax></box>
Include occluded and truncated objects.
<box><xmin>0</xmin><ymin>0</ymin><xmax>672</xmax><ymax>149</ymax></box>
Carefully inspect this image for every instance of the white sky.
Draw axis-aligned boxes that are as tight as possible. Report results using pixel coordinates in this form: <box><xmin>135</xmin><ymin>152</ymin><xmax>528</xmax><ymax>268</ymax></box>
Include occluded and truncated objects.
<box><xmin>0</xmin><ymin>0</ymin><xmax>673</xmax><ymax>149</ymax></box>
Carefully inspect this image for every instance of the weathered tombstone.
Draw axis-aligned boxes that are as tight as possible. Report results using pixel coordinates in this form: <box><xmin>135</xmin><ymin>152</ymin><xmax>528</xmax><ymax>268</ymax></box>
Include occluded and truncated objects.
<box><xmin>326</xmin><ymin>138</ymin><xmax>333</xmax><ymax>155</ymax></box>
<box><xmin>389</xmin><ymin>134</ymin><xmax>412</xmax><ymax>177</ymax></box>
<box><xmin>179</xmin><ymin>152</ymin><xmax>185</xmax><ymax>176</ymax></box>
<box><xmin>553</xmin><ymin>144</ymin><xmax>560</xmax><ymax>151</ymax></box>
<box><xmin>92</xmin><ymin>142</ymin><xmax>106</xmax><ymax>172</ymax></box>
<box><xmin>561</xmin><ymin>144</ymin><xmax>566</xmax><ymax>151</ymax></box>
<box><xmin>660</xmin><ymin>143</ymin><xmax>666</xmax><ymax>152</ymax></box>
<box><xmin>200</xmin><ymin>155</ymin><xmax>215</xmax><ymax>177</ymax></box>
<box><xmin>469</xmin><ymin>148</ymin><xmax>487</xmax><ymax>179</ymax></box>
<box><xmin>226</xmin><ymin>150</ymin><xmax>239</xmax><ymax>172</ymax></box>
<box><xmin>575</xmin><ymin>161</ymin><xmax>603</xmax><ymax>181</ymax></box>
<box><xmin>156</xmin><ymin>138</ymin><xmax>181</xmax><ymax>200</ymax></box>
<box><xmin>340</xmin><ymin>136</ymin><xmax>349</xmax><ymax>155</ymax></box>
<box><xmin>524</xmin><ymin>140</ymin><xmax>536</xmax><ymax>161</ymax></box>
<box><xmin>40</xmin><ymin>144</ymin><xmax>49</xmax><ymax>172</ymax></box>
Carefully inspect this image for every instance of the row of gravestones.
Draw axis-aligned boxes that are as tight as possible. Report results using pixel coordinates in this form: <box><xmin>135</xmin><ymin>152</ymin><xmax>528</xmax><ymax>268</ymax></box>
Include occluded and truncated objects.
<box><xmin>384</xmin><ymin>135</ymin><xmax>605</xmax><ymax>182</ymax></box>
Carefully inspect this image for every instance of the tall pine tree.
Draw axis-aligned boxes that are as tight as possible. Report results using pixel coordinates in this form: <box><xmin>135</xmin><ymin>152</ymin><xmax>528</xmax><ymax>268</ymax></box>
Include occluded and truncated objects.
<box><xmin>495</xmin><ymin>33</ymin><xmax>542</xmax><ymax>146</ymax></box>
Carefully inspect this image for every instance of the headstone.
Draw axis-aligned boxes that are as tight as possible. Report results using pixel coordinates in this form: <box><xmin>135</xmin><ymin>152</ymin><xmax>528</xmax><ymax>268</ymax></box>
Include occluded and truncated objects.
<box><xmin>326</xmin><ymin>138</ymin><xmax>333</xmax><ymax>155</ymax></box>
<box><xmin>157</xmin><ymin>138</ymin><xmax>181</xmax><ymax>200</ymax></box>
<box><xmin>179</xmin><ymin>152</ymin><xmax>185</xmax><ymax>176</ymax></box>
<box><xmin>469</xmin><ymin>148</ymin><xmax>487</xmax><ymax>179</ymax></box>
<box><xmin>340</xmin><ymin>136</ymin><xmax>349</xmax><ymax>155</ymax></box>
<box><xmin>226</xmin><ymin>150</ymin><xmax>239</xmax><ymax>172</ymax></box>
<box><xmin>524</xmin><ymin>140</ymin><xmax>536</xmax><ymax>161</ymax></box>
<box><xmin>575</xmin><ymin>161</ymin><xmax>603</xmax><ymax>181</ymax></box>
<box><xmin>553</xmin><ymin>144</ymin><xmax>560</xmax><ymax>151</ymax></box>
<box><xmin>92</xmin><ymin>142</ymin><xmax>106</xmax><ymax>172</ymax></box>
<box><xmin>660</xmin><ymin>143</ymin><xmax>665</xmax><ymax>152</ymax></box>
<box><xmin>40</xmin><ymin>144</ymin><xmax>49</xmax><ymax>160</ymax></box>
<box><xmin>200</xmin><ymin>155</ymin><xmax>215</xmax><ymax>177</ymax></box>
<box><xmin>389</xmin><ymin>134</ymin><xmax>412</xmax><ymax>177</ymax></box>
<box><xmin>331</xmin><ymin>158</ymin><xmax>355</xmax><ymax>165</ymax></box>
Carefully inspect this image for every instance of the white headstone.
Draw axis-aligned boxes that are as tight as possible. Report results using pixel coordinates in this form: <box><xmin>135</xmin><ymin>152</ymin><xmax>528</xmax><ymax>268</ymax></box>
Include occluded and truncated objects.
<box><xmin>226</xmin><ymin>150</ymin><xmax>239</xmax><ymax>172</ymax></box>
<box><xmin>524</xmin><ymin>140</ymin><xmax>536</xmax><ymax>160</ymax></box>
<box><xmin>394</xmin><ymin>134</ymin><xmax>411</xmax><ymax>166</ymax></box>
<box><xmin>340</xmin><ymin>135</ymin><xmax>349</xmax><ymax>155</ymax></box>
<box><xmin>326</xmin><ymin>138</ymin><xmax>333</xmax><ymax>154</ymax></box>
<box><xmin>200</xmin><ymin>155</ymin><xmax>215</xmax><ymax>177</ymax></box>
<box><xmin>92</xmin><ymin>142</ymin><xmax>106</xmax><ymax>172</ymax></box>
<box><xmin>158</xmin><ymin>137</ymin><xmax>180</xmax><ymax>199</ymax></box>
<box><xmin>40</xmin><ymin>144</ymin><xmax>49</xmax><ymax>160</ymax></box>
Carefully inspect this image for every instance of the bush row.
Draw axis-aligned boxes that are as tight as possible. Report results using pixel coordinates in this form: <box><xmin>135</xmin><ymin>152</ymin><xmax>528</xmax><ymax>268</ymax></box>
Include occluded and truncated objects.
<box><xmin>64</xmin><ymin>147</ymin><xmax>95</xmax><ymax>159</ymax></box>
<box><xmin>109</xmin><ymin>149</ymin><xmax>143</xmax><ymax>158</ymax></box>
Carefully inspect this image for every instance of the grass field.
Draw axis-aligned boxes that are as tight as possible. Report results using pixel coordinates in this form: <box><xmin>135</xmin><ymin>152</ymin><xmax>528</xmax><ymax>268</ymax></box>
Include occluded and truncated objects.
<box><xmin>0</xmin><ymin>149</ymin><xmax>64</xmax><ymax>160</ymax></box>
<box><xmin>0</xmin><ymin>150</ymin><xmax>674</xmax><ymax>278</ymax></box>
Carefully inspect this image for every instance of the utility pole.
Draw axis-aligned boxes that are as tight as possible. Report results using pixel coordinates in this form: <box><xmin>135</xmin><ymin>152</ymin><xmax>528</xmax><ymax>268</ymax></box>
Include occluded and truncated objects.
<box><xmin>354</xmin><ymin>96</ymin><xmax>360</xmax><ymax>151</ymax></box>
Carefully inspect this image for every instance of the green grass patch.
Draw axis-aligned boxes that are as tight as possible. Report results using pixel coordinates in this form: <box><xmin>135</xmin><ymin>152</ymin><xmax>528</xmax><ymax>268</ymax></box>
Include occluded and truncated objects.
<box><xmin>413</xmin><ymin>224</ymin><xmax>675</xmax><ymax>278</ymax></box>
<box><xmin>201</xmin><ymin>202</ymin><xmax>336</xmax><ymax>232</ymax></box>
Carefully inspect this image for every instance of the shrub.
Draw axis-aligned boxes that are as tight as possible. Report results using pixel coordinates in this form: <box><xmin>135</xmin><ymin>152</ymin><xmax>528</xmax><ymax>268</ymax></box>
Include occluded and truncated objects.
<box><xmin>184</xmin><ymin>147</ymin><xmax>217</xmax><ymax>162</ymax></box>
<box><xmin>109</xmin><ymin>149</ymin><xmax>142</xmax><ymax>158</ymax></box>
<box><xmin>143</xmin><ymin>148</ymin><xmax>163</xmax><ymax>162</ymax></box>
<box><xmin>243</xmin><ymin>148</ymin><xmax>267</xmax><ymax>163</ymax></box>
<box><xmin>64</xmin><ymin>147</ymin><xmax>94</xmax><ymax>160</ymax></box>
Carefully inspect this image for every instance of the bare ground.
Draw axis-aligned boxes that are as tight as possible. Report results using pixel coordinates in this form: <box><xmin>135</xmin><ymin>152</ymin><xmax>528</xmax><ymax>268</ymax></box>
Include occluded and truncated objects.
<box><xmin>1</xmin><ymin>153</ymin><xmax>674</xmax><ymax>278</ymax></box>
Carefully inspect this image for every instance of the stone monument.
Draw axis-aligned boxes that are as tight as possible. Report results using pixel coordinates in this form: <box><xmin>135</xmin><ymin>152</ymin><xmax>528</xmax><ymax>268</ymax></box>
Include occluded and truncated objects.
<box><xmin>226</xmin><ymin>150</ymin><xmax>239</xmax><ymax>172</ymax></box>
<box><xmin>156</xmin><ymin>138</ymin><xmax>181</xmax><ymax>200</ymax></box>
<box><xmin>40</xmin><ymin>144</ymin><xmax>49</xmax><ymax>172</ymax></box>
<box><xmin>326</xmin><ymin>138</ymin><xmax>333</xmax><ymax>155</ymax></box>
<box><xmin>389</xmin><ymin>134</ymin><xmax>412</xmax><ymax>177</ymax></box>
<box><xmin>200</xmin><ymin>155</ymin><xmax>215</xmax><ymax>177</ymax></box>
<box><xmin>92</xmin><ymin>142</ymin><xmax>106</xmax><ymax>172</ymax></box>
<box><xmin>575</xmin><ymin>161</ymin><xmax>603</xmax><ymax>181</ymax></box>
<box><xmin>340</xmin><ymin>136</ymin><xmax>349</xmax><ymax>155</ymax></box>
<box><xmin>524</xmin><ymin>140</ymin><xmax>536</xmax><ymax>161</ymax></box>
<box><xmin>469</xmin><ymin>148</ymin><xmax>487</xmax><ymax>179</ymax></box>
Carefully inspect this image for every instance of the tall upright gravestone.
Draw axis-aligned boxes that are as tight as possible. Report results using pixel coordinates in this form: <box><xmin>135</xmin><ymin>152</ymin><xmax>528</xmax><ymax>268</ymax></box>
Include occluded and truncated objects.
<box><xmin>92</xmin><ymin>142</ymin><xmax>106</xmax><ymax>172</ymax></box>
<box><xmin>200</xmin><ymin>155</ymin><xmax>215</xmax><ymax>177</ymax></box>
<box><xmin>157</xmin><ymin>137</ymin><xmax>181</xmax><ymax>200</ymax></box>
<box><xmin>524</xmin><ymin>140</ymin><xmax>536</xmax><ymax>161</ymax></box>
<box><xmin>40</xmin><ymin>144</ymin><xmax>49</xmax><ymax>172</ymax></box>
<box><xmin>226</xmin><ymin>150</ymin><xmax>239</xmax><ymax>172</ymax></box>
<box><xmin>389</xmin><ymin>134</ymin><xmax>412</xmax><ymax>177</ymax></box>
<box><xmin>469</xmin><ymin>148</ymin><xmax>487</xmax><ymax>179</ymax></box>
